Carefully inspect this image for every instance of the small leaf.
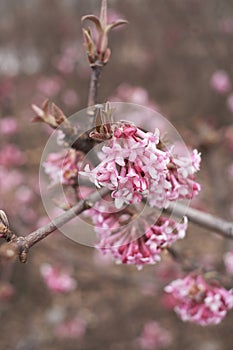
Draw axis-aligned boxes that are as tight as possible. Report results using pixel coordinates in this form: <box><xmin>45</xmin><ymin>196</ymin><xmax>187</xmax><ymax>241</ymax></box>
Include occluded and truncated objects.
<box><xmin>51</xmin><ymin>103</ymin><xmax>67</xmax><ymax>126</ymax></box>
<box><xmin>42</xmin><ymin>99</ymin><xmax>49</xmax><ymax>114</ymax></box>
<box><xmin>31</xmin><ymin>104</ymin><xmax>44</xmax><ymax>117</ymax></box>
<box><xmin>82</xmin><ymin>15</ymin><xmax>102</xmax><ymax>34</ymax></box>
<box><xmin>82</xmin><ymin>28</ymin><xmax>96</xmax><ymax>58</ymax></box>
<box><xmin>106</xmin><ymin>20</ymin><xmax>128</xmax><ymax>33</ymax></box>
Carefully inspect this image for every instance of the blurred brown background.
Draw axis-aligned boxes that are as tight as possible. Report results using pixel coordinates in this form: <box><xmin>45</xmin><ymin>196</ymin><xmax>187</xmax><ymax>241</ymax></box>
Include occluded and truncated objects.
<box><xmin>0</xmin><ymin>0</ymin><xmax>233</xmax><ymax>349</ymax></box>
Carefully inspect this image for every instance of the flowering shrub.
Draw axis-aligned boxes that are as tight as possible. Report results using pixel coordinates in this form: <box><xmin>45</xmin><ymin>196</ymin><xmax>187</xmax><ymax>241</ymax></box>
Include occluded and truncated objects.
<box><xmin>42</xmin><ymin>114</ymin><xmax>199</xmax><ymax>269</ymax></box>
<box><xmin>44</xmin><ymin>149</ymin><xmax>84</xmax><ymax>186</ymax></box>
<box><xmin>0</xmin><ymin>4</ymin><xmax>233</xmax><ymax>350</ymax></box>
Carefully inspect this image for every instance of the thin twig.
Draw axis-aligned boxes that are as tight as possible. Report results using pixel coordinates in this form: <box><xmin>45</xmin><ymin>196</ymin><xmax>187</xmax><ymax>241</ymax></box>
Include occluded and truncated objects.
<box><xmin>0</xmin><ymin>187</ymin><xmax>110</xmax><ymax>263</ymax></box>
<box><xmin>1</xmin><ymin>192</ymin><xmax>233</xmax><ymax>263</ymax></box>
<box><xmin>164</xmin><ymin>202</ymin><xmax>233</xmax><ymax>239</ymax></box>
<box><xmin>87</xmin><ymin>64</ymin><xmax>103</xmax><ymax>115</ymax></box>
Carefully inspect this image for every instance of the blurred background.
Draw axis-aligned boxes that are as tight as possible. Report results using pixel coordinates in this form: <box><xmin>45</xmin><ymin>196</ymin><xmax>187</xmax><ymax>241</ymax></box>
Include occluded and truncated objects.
<box><xmin>0</xmin><ymin>0</ymin><xmax>233</xmax><ymax>349</ymax></box>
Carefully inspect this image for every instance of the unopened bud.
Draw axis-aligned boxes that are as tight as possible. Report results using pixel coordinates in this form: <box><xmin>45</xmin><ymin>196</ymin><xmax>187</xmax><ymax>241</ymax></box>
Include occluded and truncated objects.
<box><xmin>0</xmin><ymin>210</ymin><xmax>9</xmax><ymax>234</ymax></box>
<box><xmin>82</xmin><ymin>0</ymin><xmax>127</xmax><ymax>65</ymax></box>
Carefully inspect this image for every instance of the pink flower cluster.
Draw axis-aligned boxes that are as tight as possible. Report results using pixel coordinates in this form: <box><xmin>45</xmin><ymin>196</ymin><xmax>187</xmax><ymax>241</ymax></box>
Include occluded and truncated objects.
<box><xmin>0</xmin><ymin>282</ymin><xmax>15</xmax><ymax>301</ymax></box>
<box><xmin>43</xmin><ymin>148</ymin><xmax>84</xmax><ymax>185</ymax></box>
<box><xmin>81</xmin><ymin>122</ymin><xmax>201</xmax><ymax>209</ymax></box>
<box><xmin>89</xmin><ymin>203</ymin><xmax>187</xmax><ymax>269</ymax></box>
<box><xmin>138</xmin><ymin>321</ymin><xmax>172</xmax><ymax>350</ymax></box>
<box><xmin>0</xmin><ymin>117</ymin><xmax>18</xmax><ymax>136</ymax></box>
<box><xmin>37</xmin><ymin>75</ymin><xmax>62</xmax><ymax>97</ymax></box>
<box><xmin>0</xmin><ymin>144</ymin><xmax>26</xmax><ymax>167</ymax></box>
<box><xmin>164</xmin><ymin>274</ymin><xmax>233</xmax><ymax>326</ymax></box>
<box><xmin>209</xmin><ymin>70</ymin><xmax>233</xmax><ymax>113</ymax></box>
<box><xmin>53</xmin><ymin>45</ymin><xmax>79</xmax><ymax>74</ymax></box>
<box><xmin>54</xmin><ymin>317</ymin><xmax>86</xmax><ymax>339</ymax></box>
<box><xmin>40</xmin><ymin>263</ymin><xmax>77</xmax><ymax>293</ymax></box>
<box><xmin>210</xmin><ymin>70</ymin><xmax>232</xmax><ymax>94</ymax></box>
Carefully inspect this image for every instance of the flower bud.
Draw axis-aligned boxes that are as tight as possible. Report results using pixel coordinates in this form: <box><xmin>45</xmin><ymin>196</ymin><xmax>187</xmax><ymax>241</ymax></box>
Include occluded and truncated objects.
<box><xmin>82</xmin><ymin>0</ymin><xmax>127</xmax><ymax>65</ymax></box>
<box><xmin>0</xmin><ymin>210</ymin><xmax>9</xmax><ymax>234</ymax></box>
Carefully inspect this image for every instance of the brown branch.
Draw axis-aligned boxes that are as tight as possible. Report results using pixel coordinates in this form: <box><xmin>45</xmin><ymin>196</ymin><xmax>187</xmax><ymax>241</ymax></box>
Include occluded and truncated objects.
<box><xmin>87</xmin><ymin>63</ymin><xmax>103</xmax><ymax>115</ymax></box>
<box><xmin>167</xmin><ymin>247</ymin><xmax>198</xmax><ymax>272</ymax></box>
<box><xmin>1</xmin><ymin>192</ymin><xmax>233</xmax><ymax>264</ymax></box>
<box><xmin>0</xmin><ymin>187</ymin><xmax>110</xmax><ymax>263</ymax></box>
<box><xmin>71</xmin><ymin>63</ymin><xmax>104</xmax><ymax>155</ymax></box>
<box><xmin>164</xmin><ymin>202</ymin><xmax>233</xmax><ymax>239</ymax></box>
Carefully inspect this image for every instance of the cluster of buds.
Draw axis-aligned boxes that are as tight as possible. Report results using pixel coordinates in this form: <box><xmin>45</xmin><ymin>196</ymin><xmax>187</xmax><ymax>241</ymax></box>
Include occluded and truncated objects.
<box><xmin>88</xmin><ymin>202</ymin><xmax>188</xmax><ymax>269</ymax></box>
<box><xmin>138</xmin><ymin>321</ymin><xmax>172</xmax><ymax>350</ymax></box>
<box><xmin>81</xmin><ymin>106</ymin><xmax>201</xmax><ymax>209</ymax></box>
<box><xmin>40</xmin><ymin>263</ymin><xmax>77</xmax><ymax>293</ymax></box>
<box><xmin>82</xmin><ymin>0</ymin><xmax>127</xmax><ymax>65</ymax></box>
<box><xmin>164</xmin><ymin>274</ymin><xmax>233</xmax><ymax>326</ymax></box>
<box><xmin>43</xmin><ymin>148</ymin><xmax>84</xmax><ymax>186</ymax></box>
<box><xmin>42</xmin><ymin>102</ymin><xmax>200</xmax><ymax>269</ymax></box>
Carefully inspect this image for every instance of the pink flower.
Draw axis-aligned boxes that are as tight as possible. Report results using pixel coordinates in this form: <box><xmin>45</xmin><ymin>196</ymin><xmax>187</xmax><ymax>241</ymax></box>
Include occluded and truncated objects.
<box><xmin>61</xmin><ymin>89</ymin><xmax>80</xmax><ymax>107</ymax></box>
<box><xmin>0</xmin><ymin>117</ymin><xmax>18</xmax><ymax>135</ymax></box>
<box><xmin>138</xmin><ymin>321</ymin><xmax>172</xmax><ymax>350</ymax></box>
<box><xmin>54</xmin><ymin>317</ymin><xmax>86</xmax><ymax>339</ymax></box>
<box><xmin>43</xmin><ymin>149</ymin><xmax>84</xmax><ymax>185</ymax></box>
<box><xmin>15</xmin><ymin>185</ymin><xmax>35</xmax><ymax>205</ymax></box>
<box><xmin>89</xmin><ymin>203</ymin><xmax>187</xmax><ymax>269</ymax></box>
<box><xmin>53</xmin><ymin>45</ymin><xmax>78</xmax><ymax>74</ymax></box>
<box><xmin>165</xmin><ymin>274</ymin><xmax>233</xmax><ymax>326</ymax></box>
<box><xmin>0</xmin><ymin>282</ymin><xmax>14</xmax><ymax>301</ymax></box>
<box><xmin>210</xmin><ymin>70</ymin><xmax>232</xmax><ymax>94</ymax></box>
<box><xmin>40</xmin><ymin>263</ymin><xmax>77</xmax><ymax>293</ymax></box>
<box><xmin>218</xmin><ymin>18</ymin><xmax>233</xmax><ymax>34</ymax></box>
<box><xmin>37</xmin><ymin>76</ymin><xmax>62</xmax><ymax>97</ymax></box>
<box><xmin>161</xmin><ymin>293</ymin><xmax>177</xmax><ymax>310</ymax></box>
<box><xmin>224</xmin><ymin>252</ymin><xmax>233</xmax><ymax>275</ymax></box>
<box><xmin>0</xmin><ymin>144</ymin><xmax>26</xmax><ymax>167</ymax></box>
<box><xmin>159</xmin><ymin>148</ymin><xmax>202</xmax><ymax>204</ymax></box>
<box><xmin>0</xmin><ymin>167</ymin><xmax>23</xmax><ymax>191</ymax></box>
<box><xmin>81</xmin><ymin>122</ymin><xmax>201</xmax><ymax>209</ymax></box>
